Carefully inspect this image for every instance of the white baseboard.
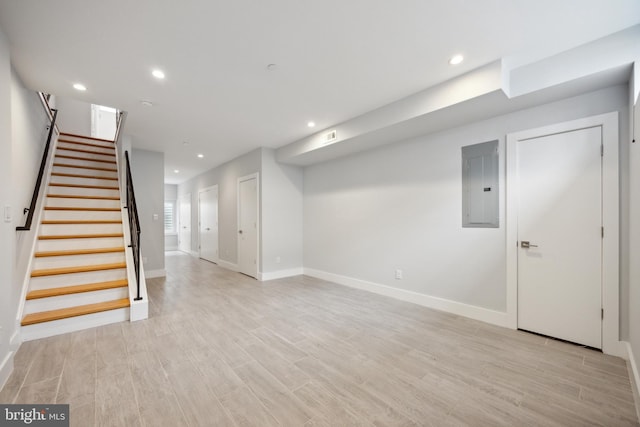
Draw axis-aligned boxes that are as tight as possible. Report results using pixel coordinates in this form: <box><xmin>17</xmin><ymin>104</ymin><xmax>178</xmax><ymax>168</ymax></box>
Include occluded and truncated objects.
<box><xmin>217</xmin><ymin>259</ymin><xmax>239</xmax><ymax>273</ymax></box>
<box><xmin>10</xmin><ymin>330</ymin><xmax>20</xmax><ymax>351</ymax></box>
<box><xmin>259</xmin><ymin>267</ymin><xmax>304</xmax><ymax>281</ymax></box>
<box><xmin>303</xmin><ymin>268</ymin><xmax>509</xmax><ymax>328</ymax></box>
<box><xmin>0</xmin><ymin>349</ymin><xmax>14</xmax><ymax>393</ymax></box>
<box><xmin>145</xmin><ymin>269</ymin><xmax>166</xmax><ymax>279</ymax></box>
<box><xmin>626</xmin><ymin>342</ymin><xmax>640</xmax><ymax>423</ymax></box>
<box><xmin>165</xmin><ymin>246</ymin><xmax>178</xmax><ymax>251</ymax></box>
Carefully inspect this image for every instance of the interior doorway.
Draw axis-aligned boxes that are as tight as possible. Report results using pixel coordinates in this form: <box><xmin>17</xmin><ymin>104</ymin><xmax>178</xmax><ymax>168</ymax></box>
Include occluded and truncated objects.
<box><xmin>178</xmin><ymin>193</ymin><xmax>191</xmax><ymax>254</ymax></box>
<box><xmin>199</xmin><ymin>186</ymin><xmax>219</xmax><ymax>263</ymax></box>
<box><xmin>237</xmin><ymin>174</ymin><xmax>259</xmax><ymax>279</ymax></box>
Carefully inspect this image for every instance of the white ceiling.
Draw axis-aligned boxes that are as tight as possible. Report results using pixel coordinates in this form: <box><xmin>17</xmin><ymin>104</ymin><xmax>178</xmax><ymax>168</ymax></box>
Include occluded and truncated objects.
<box><xmin>1</xmin><ymin>0</ymin><xmax>639</xmax><ymax>184</ymax></box>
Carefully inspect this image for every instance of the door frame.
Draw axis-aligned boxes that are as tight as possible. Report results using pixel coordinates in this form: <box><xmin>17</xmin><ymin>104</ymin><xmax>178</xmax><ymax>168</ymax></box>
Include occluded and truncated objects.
<box><xmin>198</xmin><ymin>185</ymin><xmax>219</xmax><ymax>263</ymax></box>
<box><xmin>506</xmin><ymin>111</ymin><xmax>622</xmax><ymax>356</ymax></box>
<box><xmin>237</xmin><ymin>173</ymin><xmax>260</xmax><ymax>279</ymax></box>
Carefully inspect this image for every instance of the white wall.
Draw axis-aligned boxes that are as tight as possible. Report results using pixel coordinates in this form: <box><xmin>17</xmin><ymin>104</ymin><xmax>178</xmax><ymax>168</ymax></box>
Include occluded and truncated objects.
<box><xmin>130</xmin><ymin>149</ymin><xmax>165</xmax><ymax>276</ymax></box>
<box><xmin>164</xmin><ymin>184</ymin><xmax>178</xmax><ymax>250</ymax></box>
<box><xmin>178</xmin><ymin>148</ymin><xmax>261</xmax><ymax>268</ymax></box>
<box><xmin>304</xmin><ymin>85</ymin><xmax>628</xmax><ymax>315</ymax></box>
<box><xmin>54</xmin><ymin>96</ymin><xmax>91</xmax><ymax>135</ymax></box>
<box><xmin>0</xmin><ymin>22</ymin><xmax>16</xmax><ymax>390</ymax></box>
<box><xmin>261</xmin><ymin>148</ymin><xmax>304</xmax><ymax>276</ymax></box>
<box><xmin>11</xmin><ymin>67</ymin><xmax>52</xmax><ymax>314</ymax></box>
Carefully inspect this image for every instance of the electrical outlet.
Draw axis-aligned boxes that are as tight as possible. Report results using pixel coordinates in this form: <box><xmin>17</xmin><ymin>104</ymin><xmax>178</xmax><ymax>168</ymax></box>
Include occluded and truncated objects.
<box><xmin>395</xmin><ymin>269</ymin><xmax>403</xmax><ymax>280</ymax></box>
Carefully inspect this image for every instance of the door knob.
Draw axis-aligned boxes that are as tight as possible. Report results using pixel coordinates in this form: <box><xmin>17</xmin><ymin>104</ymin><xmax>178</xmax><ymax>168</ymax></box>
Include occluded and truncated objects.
<box><xmin>521</xmin><ymin>241</ymin><xmax>538</xmax><ymax>248</ymax></box>
<box><xmin>238</xmin><ymin>230</ymin><xmax>243</xmax><ymax>234</ymax></box>
<box><xmin>205</xmin><ymin>228</ymin><xmax>210</xmax><ymax>231</ymax></box>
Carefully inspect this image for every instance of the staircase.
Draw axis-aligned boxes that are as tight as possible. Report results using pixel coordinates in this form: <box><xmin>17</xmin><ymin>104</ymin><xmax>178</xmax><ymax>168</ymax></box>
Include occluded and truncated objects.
<box><xmin>21</xmin><ymin>132</ymin><xmax>131</xmax><ymax>341</ymax></box>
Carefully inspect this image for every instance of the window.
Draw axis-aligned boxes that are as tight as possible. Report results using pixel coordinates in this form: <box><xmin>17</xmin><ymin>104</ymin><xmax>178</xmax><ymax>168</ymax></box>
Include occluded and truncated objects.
<box><xmin>164</xmin><ymin>201</ymin><xmax>176</xmax><ymax>234</ymax></box>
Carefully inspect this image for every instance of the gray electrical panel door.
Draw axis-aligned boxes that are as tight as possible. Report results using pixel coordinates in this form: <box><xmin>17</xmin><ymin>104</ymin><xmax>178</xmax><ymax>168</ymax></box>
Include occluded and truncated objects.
<box><xmin>462</xmin><ymin>140</ymin><xmax>499</xmax><ymax>228</ymax></box>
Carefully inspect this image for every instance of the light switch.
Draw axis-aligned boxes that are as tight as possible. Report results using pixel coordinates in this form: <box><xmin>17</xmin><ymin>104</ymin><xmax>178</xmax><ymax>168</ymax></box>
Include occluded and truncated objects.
<box><xmin>153</xmin><ymin>213</ymin><xmax>159</xmax><ymax>220</ymax></box>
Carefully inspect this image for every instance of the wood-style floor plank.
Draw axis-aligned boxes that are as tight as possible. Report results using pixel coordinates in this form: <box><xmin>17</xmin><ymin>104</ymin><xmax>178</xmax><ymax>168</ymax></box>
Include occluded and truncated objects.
<box><xmin>3</xmin><ymin>252</ymin><xmax>638</xmax><ymax>426</ymax></box>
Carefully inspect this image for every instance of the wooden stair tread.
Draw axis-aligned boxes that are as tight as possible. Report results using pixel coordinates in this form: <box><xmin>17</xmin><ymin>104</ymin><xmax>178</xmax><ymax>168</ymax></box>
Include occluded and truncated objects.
<box><xmin>21</xmin><ymin>298</ymin><xmax>130</xmax><ymax>326</ymax></box>
<box><xmin>42</xmin><ymin>220</ymin><xmax>122</xmax><ymax>224</ymax></box>
<box><xmin>38</xmin><ymin>233</ymin><xmax>124</xmax><ymax>240</ymax></box>
<box><xmin>51</xmin><ymin>172</ymin><xmax>118</xmax><ymax>181</ymax></box>
<box><xmin>56</xmin><ymin>147</ymin><xmax>116</xmax><ymax>157</ymax></box>
<box><xmin>58</xmin><ymin>139</ymin><xmax>115</xmax><ymax>150</ymax></box>
<box><xmin>48</xmin><ymin>194</ymin><xmax>120</xmax><ymax>200</ymax></box>
<box><xmin>49</xmin><ymin>183</ymin><xmax>119</xmax><ymax>190</ymax></box>
<box><xmin>55</xmin><ymin>154</ymin><xmax>116</xmax><ymax>164</ymax></box>
<box><xmin>35</xmin><ymin>247</ymin><xmax>125</xmax><ymax>257</ymax></box>
<box><xmin>26</xmin><ymin>279</ymin><xmax>128</xmax><ymax>300</ymax></box>
<box><xmin>59</xmin><ymin>132</ymin><xmax>115</xmax><ymax>143</ymax></box>
<box><xmin>44</xmin><ymin>206</ymin><xmax>120</xmax><ymax>211</ymax></box>
<box><xmin>31</xmin><ymin>262</ymin><xmax>126</xmax><ymax>277</ymax></box>
<box><xmin>53</xmin><ymin>163</ymin><xmax>117</xmax><ymax>172</ymax></box>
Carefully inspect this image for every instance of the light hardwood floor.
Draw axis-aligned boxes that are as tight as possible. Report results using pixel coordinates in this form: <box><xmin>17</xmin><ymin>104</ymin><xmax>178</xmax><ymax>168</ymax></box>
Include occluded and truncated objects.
<box><xmin>1</xmin><ymin>251</ymin><xmax>638</xmax><ymax>426</ymax></box>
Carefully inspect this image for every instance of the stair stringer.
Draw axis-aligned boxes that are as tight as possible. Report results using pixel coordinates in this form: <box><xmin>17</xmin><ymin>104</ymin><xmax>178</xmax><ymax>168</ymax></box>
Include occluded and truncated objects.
<box><xmin>14</xmin><ymin>127</ymin><xmax>61</xmax><ymax>344</ymax></box>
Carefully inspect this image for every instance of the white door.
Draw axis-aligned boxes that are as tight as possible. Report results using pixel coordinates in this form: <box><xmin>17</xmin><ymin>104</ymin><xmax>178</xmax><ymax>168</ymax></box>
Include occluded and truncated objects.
<box><xmin>517</xmin><ymin>126</ymin><xmax>602</xmax><ymax>348</ymax></box>
<box><xmin>199</xmin><ymin>186</ymin><xmax>218</xmax><ymax>263</ymax></box>
<box><xmin>238</xmin><ymin>176</ymin><xmax>258</xmax><ymax>278</ymax></box>
<box><xmin>179</xmin><ymin>193</ymin><xmax>191</xmax><ymax>254</ymax></box>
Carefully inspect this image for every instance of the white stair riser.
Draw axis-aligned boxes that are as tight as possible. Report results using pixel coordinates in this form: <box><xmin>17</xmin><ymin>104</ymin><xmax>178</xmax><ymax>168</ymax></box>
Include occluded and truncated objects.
<box><xmin>46</xmin><ymin>198</ymin><xmax>120</xmax><ymax>209</ymax></box>
<box><xmin>29</xmin><ymin>268</ymin><xmax>127</xmax><ymax>290</ymax></box>
<box><xmin>59</xmin><ymin>135</ymin><xmax>114</xmax><ymax>146</ymax></box>
<box><xmin>24</xmin><ymin>287</ymin><xmax>128</xmax><ymax>314</ymax></box>
<box><xmin>50</xmin><ymin>175</ymin><xmax>119</xmax><ymax>188</ymax></box>
<box><xmin>52</xmin><ymin>165</ymin><xmax>117</xmax><ymax>179</ymax></box>
<box><xmin>54</xmin><ymin>156</ymin><xmax>117</xmax><ymax>170</ymax></box>
<box><xmin>37</xmin><ymin>237</ymin><xmax>125</xmax><ymax>251</ymax></box>
<box><xmin>40</xmin><ymin>223</ymin><xmax>123</xmax><ymax>235</ymax></box>
<box><xmin>21</xmin><ymin>307</ymin><xmax>129</xmax><ymax>341</ymax></box>
<box><xmin>43</xmin><ymin>210</ymin><xmax>122</xmax><ymax>221</ymax></box>
<box><xmin>56</xmin><ymin>148</ymin><xmax>116</xmax><ymax>163</ymax></box>
<box><xmin>47</xmin><ymin>186</ymin><xmax>120</xmax><ymax>198</ymax></box>
<box><xmin>33</xmin><ymin>252</ymin><xmax>126</xmax><ymax>270</ymax></box>
<box><xmin>57</xmin><ymin>142</ymin><xmax>115</xmax><ymax>155</ymax></box>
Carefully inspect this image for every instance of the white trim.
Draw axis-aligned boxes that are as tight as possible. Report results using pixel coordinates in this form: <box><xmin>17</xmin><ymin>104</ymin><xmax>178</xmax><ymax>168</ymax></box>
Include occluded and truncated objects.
<box><xmin>506</xmin><ymin>112</ymin><xmax>622</xmax><ymax>356</ymax></box>
<box><xmin>21</xmin><ymin>307</ymin><xmax>129</xmax><ymax>341</ymax></box>
<box><xmin>237</xmin><ymin>173</ymin><xmax>260</xmax><ymax>279</ymax></box>
<box><xmin>10</xmin><ymin>330</ymin><xmax>20</xmax><ymax>350</ymax></box>
<box><xmin>304</xmin><ymin>268</ymin><xmax>509</xmax><ymax>327</ymax></box>
<box><xmin>217</xmin><ymin>259</ymin><xmax>239</xmax><ymax>272</ymax></box>
<box><xmin>144</xmin><ymin>269</ymin><xmax>166</xmax><ymax>279</ymax></box>
<box><xmin>627</xmin><ymin>342</ymin><xmax>640</xmax><ymax>423</ymax></box>
<box><xmin>198</xmin><ymin>185</ymin><xmax>219</xmax><ymax>264</ymax></box>
<box><xmin>15</xmin><ymin>129</ymin><xmax>60</xmax><ymax>330</ymax></box>
<box><xmin>259</xmin><ymin>268</ymin><xmax>304</xmax><ymax>281</ymax></box>
<box><xmin>0</xmin><ymin>350</ymin><xmax>14</xmax><ymax>392</ymax></box>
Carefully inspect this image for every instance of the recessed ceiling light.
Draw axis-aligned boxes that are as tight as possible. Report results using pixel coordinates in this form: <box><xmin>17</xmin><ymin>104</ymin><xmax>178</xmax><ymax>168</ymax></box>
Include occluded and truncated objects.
<box><xmin>152</xmin><ymin>69</ymin><xmax>165</xmax><ymax>79</ymax></box>
<box><xmin>307</xmin><ymin>121</ymin><xmax>316</xmax><ymax>128</ymax></box>
<box><xmin>140</xmin><ymin>100</ymin><xmax>153</xmax><ymax>107</ymax></box>
<box><xmin>173</xmin><ymin>169</ymin><xmax>179</xmax><ymax>173</ymax></box>
<box><xmin>449</xmin><ymin>55</ymin><xmax>464</xmax><ymax>65</ymax></box>
<box><xmin>73</xmin><ymin>83</ymin><xmax>87</xmax><ymax>91</ymax></box>
<box><xmin>197</xmin><ymin>154</ymin><xmax>204</xmax><ymax>158</ymax></box>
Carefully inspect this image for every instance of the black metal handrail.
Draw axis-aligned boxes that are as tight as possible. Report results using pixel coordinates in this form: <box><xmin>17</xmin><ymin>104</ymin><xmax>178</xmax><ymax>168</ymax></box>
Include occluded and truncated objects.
<box><xmin>17</xmin><ymin>109</ymin><xmax>58</xmax><ymax>231</ymax></box>
<box><xmin>124</xmin><ymin>151</ymin><xmax>143</xmax><ymax>301</ymax></box>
